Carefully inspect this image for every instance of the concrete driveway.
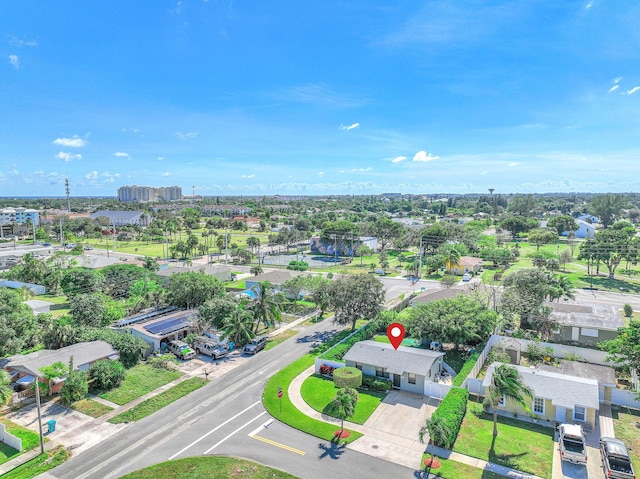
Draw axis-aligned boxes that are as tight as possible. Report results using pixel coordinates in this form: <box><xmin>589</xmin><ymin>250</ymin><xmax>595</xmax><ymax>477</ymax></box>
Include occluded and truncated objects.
<box><xmin>552</xmin><ymin>431</ymin><xmax>604</xmax><ymax>479</ymax></box>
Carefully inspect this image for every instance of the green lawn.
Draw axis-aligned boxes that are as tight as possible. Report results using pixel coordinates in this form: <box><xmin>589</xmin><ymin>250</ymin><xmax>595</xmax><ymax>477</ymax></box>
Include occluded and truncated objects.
<box><xmin>119</xmin><ymin>456</ymin><xmax>300</xmax><ymax>479</ymax></box>
<box><xmin>108</xmin><ymin>377</ymin><xmax>207</xmax><ymax>424</ymax></box>
<box><xmin>70</xmin><ymin>398</ymin><xmax>114</xmax><ymax>418</ymax></box>
<box><xmin>611</xmin><ymin>406</ymin><xmax>640</xmax><ymax>473</ymax></box>
<box><xmin>1</xmin><ymin>446</ymin><xmax>69</xmax><ymax>479</ymax></box>
<box><xmin>300</xmin><ymin>374</ymin><xmax>385</xmax><ymax>424</ymax></box>
<box><xmin>373</xmin><ymin>334</ymin><xmax>422</xmax><ymax>348</ymax></box>
<box><xmin>453</xmin><ymin>401</ymin><xmax>554</xmax><ymax>478</ymax></box>
<box><xmin>99</xmin><ymin>364</ymin><xmax>182</xmax><ymax>405</ymax></box>
<box><xmin>262</xmin><ymin>355</ymin><xmax>362</xmax><ymax>443</ymax></box>
<box><xmin>264</xmin><ymin>329</ymin><xmax>299</xmax><ymax>351</ymax></box>
<box><xmin>421</xmin><ymin>454</ymin><xmax>503</xmax><ymax>479</ymax></box>
<box><xmin>0</xmin><ymin>419</ymin><xmax>41</xmax><ymax>465</ymax></box>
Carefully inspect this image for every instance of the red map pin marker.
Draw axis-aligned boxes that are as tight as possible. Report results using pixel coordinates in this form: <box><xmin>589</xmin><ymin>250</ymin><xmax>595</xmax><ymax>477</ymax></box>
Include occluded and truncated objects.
<box><xmin>386</xmin><ymin>322</ymin><xmax>406</xmax><ymax>350</ymax></box>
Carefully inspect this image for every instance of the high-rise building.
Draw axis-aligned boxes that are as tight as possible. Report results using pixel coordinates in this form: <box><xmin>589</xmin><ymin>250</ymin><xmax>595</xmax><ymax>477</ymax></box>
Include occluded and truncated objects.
<box><xmin>117</xmin><ymin>185</ymin><xmax>183</xmax><ymax>202</ymax></box>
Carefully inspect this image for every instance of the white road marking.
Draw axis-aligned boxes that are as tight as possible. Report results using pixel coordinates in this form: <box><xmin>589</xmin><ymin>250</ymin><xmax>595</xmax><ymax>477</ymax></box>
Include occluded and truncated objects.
<box><xmin>204</xmin><ymin>411</ymin><xmax>267</xmax><ymax>454</ymax></box>
<box><xmin>168</xmin><ymin>400</ymin><xmax>261</xmax><ymax>460</ymax></box>
<box><xmin>248</xmin><ymin>418</ymin><xmax>274</xmax><ymax>437</ymax></box>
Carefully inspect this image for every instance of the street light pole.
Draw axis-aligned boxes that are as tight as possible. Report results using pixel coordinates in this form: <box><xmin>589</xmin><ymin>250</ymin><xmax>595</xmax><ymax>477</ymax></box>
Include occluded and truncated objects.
<box><xmin>34</xmin><ymin>377</ymin><xmax>45</xmax><ymax>454</ymax></box>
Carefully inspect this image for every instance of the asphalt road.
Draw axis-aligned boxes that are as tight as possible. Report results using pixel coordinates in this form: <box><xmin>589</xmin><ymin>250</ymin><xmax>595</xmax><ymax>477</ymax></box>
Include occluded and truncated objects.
<box><xmin>41</xmin><ymin>319</ymin><xmax>416</xmax><ymax>479</ymax></box>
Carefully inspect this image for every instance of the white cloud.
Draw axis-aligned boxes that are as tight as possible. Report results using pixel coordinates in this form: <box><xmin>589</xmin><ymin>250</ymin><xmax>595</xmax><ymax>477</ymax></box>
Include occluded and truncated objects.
<box><xmin>318</xmin><ymin>171</ymin><xmax>325</xmax><ymax>176</ymax></box>
<box><xmin>157</xmin><ymin>157</ymin><xmax>165</xmax><ymax>161</ymax></box>
<box><xmin>508</xmin><ymin>162</ymin><xmax>519</xmax><ymax>167</ymax></box>
<box><xmin>609</xmin><ymin>85</ymin><xmax>619</xmax><ymax>93</ymax></box>
<box><xmin>391</xmin><ymin>156</ymin><xmax>407</xmax><ymax>163</ymax></box>
<box><xmin>613</xmin><ymin>77</ymin><xmax>622</xmax><ymax>84</ymax></box>
<box><xmin>104</xmin><ymin>177</ymin><xmax>115</xmax><ymax>183</ymax></box>
<box><xmin>413</xmin><ymin>151</ymin><xmax>440</xmax><ymax>162</ymax></box>
<box><xmin>9</xmin><ymin>36</ymin><xmax>37</xmax><ymax>47</ymax></box>
<box><xmin>241</xmin><ymin>174</ymin><xmax>255</xmax><ymax>179</ymax></box>
<box><xmin>114</xmin><ymin>152</ymin><xmax>129</xmax><ymax>158</ymax></box>
<box><xmin>55</xmin><ymin>152</ymin><xmax>82</xmax><ymax>162</ymax></box>
<box><xmin>340</xmin><ymin>122</ymin><xmax>360</xmax><ymax>131</ymax></box>
<box><xmin>350</xmin><ymin>167</ymin><xmax>372</xmax><ymax>172</ymax></box>
<box><xmin>85</xmin><ymin>171</ymin><xmax>98</xmax><ymax>180</ymax></box>
<box><xmin>627</xmin><ymin>86</ymin><xmax>640</xmax><ymax>95</ymax></box>
<box><xmin>9</xmin><ymin>55</ymin><xmax>19</xmax><ymax>69</ymax></box>
<box><xmin>175</xmin><ymin>131</ymin><xmax>198</xmax><ymax>140</ymax></box>
<box><xmin>102</xmin><ymin>172</ymin><xmax>121</xmax><ymax>178</ymax></box>
<box><xmin>585</xmin><ymin>1</ymin><xmax>594</xmax><ymax>9</ymax></box>
<box><xmin>53</xmin><ymin>135</ymin><xmax>87</xmax><ymax>148</ymax></box>
<box><xmin>161</xmin><ymin>172</ymin><xmax>171</xmax><ymax>177</ymax></box>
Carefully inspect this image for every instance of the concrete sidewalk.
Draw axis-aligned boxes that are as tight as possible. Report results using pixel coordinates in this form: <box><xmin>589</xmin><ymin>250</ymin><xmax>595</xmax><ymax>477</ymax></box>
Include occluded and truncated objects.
<box><xmin>288</xmin><ymin>365</ymin><xmax>546</xmax><ymax>478</ymax></box>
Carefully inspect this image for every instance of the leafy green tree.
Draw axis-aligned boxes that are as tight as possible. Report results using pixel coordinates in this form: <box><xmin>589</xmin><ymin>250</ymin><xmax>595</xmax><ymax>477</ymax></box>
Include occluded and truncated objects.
<box><xmin>484</xmin><ymin>364</ymin><xmax>532</xmax><ymax>437</ymax></box>
<box><xmin>249</xmin><ymin>265</ymin><xmax>263</xmax><ymax>276</ymax></box>
<box><xmin>43</xmin><ymin>316</ymin><xmax>84</xmax><ymax>349</ymax></box>
<box><xmin>499</xmin><ymin>216</ymin><xmax>539</xmax><ymax>239</ymax></box>
<box><xmin>547</xmin><ymin>215</ymin><xmax>578</xmax><ymax>235</ymax></box>
<box><xmin>578</xmin><ymin>229</ymin><xmax>637</xmax><ymax>279</ymax></box>
<box><xmin>0</xmin><ymin>288</ymin><xmax>39</xmax><ymax>356</ymax></box>
<box><xmin>0</xmin><ymin>370</ymin><xmax>12</xmax><ymax>405</ymax></box>
<box><xmin>60</xmin><ymin>357</ymin><xmax>88</xmax><ymax>405</ymax></box>
<box><xmin>69</xmin><ymin>292</ymin><xmax>124</xmax><ymax>327</ymax></box>
<box><xmin>589</xmin><ymin>194</ymin><xmax>625</xmax><ymax>228</ymax></box>
<box><xmin>371</xmin><ymin>217</ymin><xmax>404</xmax><ymax>252</ymax></box>
<box><xmin>165</xmin><ymin>271</ymin><xmax>225</xmax><ymax>309</ymax></box>
<box><xmin>332</xmin><ymin>387</ymin><xmax>358</xmax><ymax>436</ymax></box>
<box><xmin>197</xmin><ymin>295</ymin><xmax>239</xmax><ymax>330</ymax></box>
<box><xmin>301</xmin><ymin>275</ymin><xmax>332</xmax><ymax>315</ymax></box>
<box><xmin>61</xmin><ymin>268</ymin><xmax>105</xmax><ymax>297</ymax></box>
<box><xmin>479</xmin><ymin>246</ymin><xmax>512</xmax><ymax>268</ymax></box>
<box><xmin>140</xmin><ymin>256</ymin><xmax>160</xmax><ymax>271</ymax></box>
<box><xmin>623</xmin><ymin>303</ymin><xmax>633</xmax><ymax>319</ymax></box>
<box><xmin>600</xmin><ymin>320</ymin><xmax>640</xmax><ymax>371</ymax></box>
<box><xmin>507</xmin><ymin>194</ymin><xmax>537</xmax><ymax>216</ymax></box>
<box><xmin>328</xmin><ymin>274</ymin><xmax>386</xmax><ymax>331</ymax></box>
<box><xmin>420</xmin><ymin>223</ymin><xmax>448</xmax><ymax>254</ymax></box>
<box><xmin>527</xmin><ymin>228</ymin><xmax>558</xmax><ymax>251</ymax></box>
<box><xmin>282</xmin><ymin>275</ymin><xmax>308</xmax><ymax>304</ymax></box>
<box><xmin>89</xmin><ymin>359</ymin><xmax>126</xmax><ymax>389</ymax></box>
<box><xmin>356</xmin><ymin>244</ymin><xmax>373</xmax><ymax>267</ymax></box>
<box><xmin>82</xmin><ymin>329</ymin><xmax>148</xmax><ymax>368</ymax></box>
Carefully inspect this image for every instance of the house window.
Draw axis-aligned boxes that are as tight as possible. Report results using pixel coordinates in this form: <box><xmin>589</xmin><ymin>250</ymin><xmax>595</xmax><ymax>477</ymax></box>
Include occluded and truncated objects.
<box><xmin>497</xmin><ymin>396</ymin><xmax>506</xmax><ymax>407</ymax></box>
<box><xmin>574</xmin><ymin>405</ymin><xmax>586</xmax><ymax>422</ymax></box>
<box><xmin>375</xmin><ymin>367</ymin><xmax>389</xmax><ymax>379</ymax></box>
<box><xmin>581</xmin><ymin>328</ymin><xmax>598</xmax><ymax>338</ymax></box>
<box><xmin>355</xmin><ymin>363</ymin><xmax>362</xmax><ymax>371</ymax></box>
<box><xmin>533</xmin><ymin>397</ymin><xmax>545</xmax><ymax>415</ymax></box>
<box><xmin>408</xmin><ymin>373</ymin><xmax>416</xmax><ymax>384</ymax></box>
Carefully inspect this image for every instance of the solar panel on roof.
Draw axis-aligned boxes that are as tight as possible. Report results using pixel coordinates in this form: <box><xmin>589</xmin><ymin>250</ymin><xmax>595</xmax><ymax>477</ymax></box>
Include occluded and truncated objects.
<box><xmin>144</xmin><ymin>317</ymin><xmax>190</xmax><ymax>335</ymax></box>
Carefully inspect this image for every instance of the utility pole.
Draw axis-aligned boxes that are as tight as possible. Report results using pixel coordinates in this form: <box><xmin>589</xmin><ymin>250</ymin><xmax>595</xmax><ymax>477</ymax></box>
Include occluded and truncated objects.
<box><xmin>418</xmin><ymin>235</ymin><xmax>423</xmax><ymax>279</ymax></box>
<box><xmin>225</xmin><ymin>228</ymin><xmax>229</xmax><ymax>265</ymax></box>
<box><xmin>65</xmin><ymin>178</ymin><xmax>71</xmax><ymax>213</ymax></box>
<box><xmin>112</xmin><ymin>222</ymin><xmax>117</xmax><ymax>252</ymax></box>
<box><xmin>192</xmin><ymin>186</ymin><xmax>195</xmax><ymax>204</ymax></box>
<box><xmin>165</xmin><ymin>227</ymin><xmax>169</xmax><ymax>262</ymax></box>
<box><xmin>59</xmin><ymin>217</ymin><xmax>64</xmax><ymax>248</ymax></box>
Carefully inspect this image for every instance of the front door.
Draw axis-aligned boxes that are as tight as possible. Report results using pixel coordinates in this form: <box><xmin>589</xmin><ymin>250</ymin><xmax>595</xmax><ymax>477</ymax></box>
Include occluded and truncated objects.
<box><xmin>393</xmin><ymin>374</ymin><xmax>401</xmax><ymax>389</ymax></box>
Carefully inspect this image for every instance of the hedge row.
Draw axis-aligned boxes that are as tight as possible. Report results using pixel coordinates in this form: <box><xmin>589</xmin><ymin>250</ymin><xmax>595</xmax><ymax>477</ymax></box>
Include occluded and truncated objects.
<box><xmin>451</xmin><ymin>351</ymin><xmax>481</xmax><ymax>387</ymax></box>
<box><xmin>430</xmin><ymin>387</ymin><xmax>468</xmax><ymax>448</ymax></box>
<box><xmin>320</xmin><ymin>323</ymin><xmax>376</xmax><ymax>361</ymax></box>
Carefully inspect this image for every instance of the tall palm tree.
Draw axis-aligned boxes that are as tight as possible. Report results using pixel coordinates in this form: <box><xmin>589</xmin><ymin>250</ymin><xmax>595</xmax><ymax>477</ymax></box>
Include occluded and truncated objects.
<box><xmin>442</xmin><ymin>246</ymin><xmax>462</xmax><ymax>273</ymax></box>
<box><xmin>222</xmin><ymin>305</ymin><xmax>254</xmax><ymax>345</ymax></box>
<box><xmin>484</xmin><ymin>364</ymin><xmax>532</xmax><ymax>437</ymax></box>
<box><xmin>332</xmin><ymin>388</ymin><xmax>358</xmax><ymax>436</ymax></box>
<box><xmin>531</xmin><ymin>305</ymin><xmax>558</xmax><ymax>341</ymax></box>
<box><xmin>249</xmin><ymin>281</ymin><xmax>282</xmax><ymax>333</ymax></box>
<box><xmin>419</xmin><ymin>415</ymin><xmax>452</xmax><ymax>453</ymax></box>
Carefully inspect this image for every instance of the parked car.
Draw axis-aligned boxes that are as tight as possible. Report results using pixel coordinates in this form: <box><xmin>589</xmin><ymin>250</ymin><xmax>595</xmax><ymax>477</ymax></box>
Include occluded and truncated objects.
<box><xmin>167</xmin><ymin>340</ymin><xmax>196</xmax><ymax>360</ymax></box>
<box><xmin>65</xmin><ymin>243</ymin><xmax>76</xmax><ymax>249</ymax></box>
<box><xmin>559</xmin><ymin>423</ymin><xmax>588</xmax><ymax>464</ymax></box>
<box><xmin>462</xmin><ymin>273</ymin><xmax>472</xmax><ymax>282</ymax></box>
<box><xmin>600</xmin><ymin>437</ymin><xmax>636</xmax><ymax>479</ymax></box>
<box><xmin>243</xmin><ymin>336</ymin><xmax>267</xmax><ymax>355</ymax></box>
<box><xmin>193</xmin><ymin>337</ymin><xmax>227</xmax><ymax>359</ymax></box>
<box><xmin>84</xmin><ymin>245</ymin><xmax>93</xmax><ymax>250</ymax></box>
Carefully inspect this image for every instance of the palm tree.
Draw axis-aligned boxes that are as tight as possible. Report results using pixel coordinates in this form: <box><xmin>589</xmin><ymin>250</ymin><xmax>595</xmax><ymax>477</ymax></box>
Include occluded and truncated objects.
<box><xmin>442</xmin><ymin>246</ymin><xmax>461</xmax><ymax>273</ymax></box>
<box><xmin>222</xmin><ymin>305</ymin><xmax>254</xmax><ymax>345</ymax></box>
<box><xmin>332</xmin><ymin>388</ymin><xmax>358</xmax><ymax>436</ymax></box>
<box><xmin>0</xmin><ymin>370</ymin><xmax>13</xmax><ymax>406</ymax></box>
<box><xmin>419</xmin><ymin>415</ymin><xmax>452</xmax><ymax>457</ymax></box>
<box><xmin>484</xmin><ymin>364</ymin><xmax>532</xmax><ymax>437</ymax></box>
<box><xmin>249</xmin><ymin>281</ymin><xmax>282</xmax><ymax>333</ymax></box>
<box><xmin>246</xmin><ymin>236</ymin><xmax>260</xmax><ymax>253</ymax></box>
<box><xmin>531</xmin><ymin>305</ymin><xmax>558</xmax><ymax>341</ymax></box>
<box><xmin>250</xmin><ymin>265</ymin><xmax>263</xmax><ymax>276</ymax></box>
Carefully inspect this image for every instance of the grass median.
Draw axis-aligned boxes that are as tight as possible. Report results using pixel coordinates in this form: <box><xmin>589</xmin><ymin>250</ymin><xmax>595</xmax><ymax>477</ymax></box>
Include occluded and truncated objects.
<box><xmin>262</xmin><ymin>355</ymin><xmax>362</xmax><ymax>443</ymax></box>
<box><xmin>2</xmin><ymin>446</ymin><xmax>69</xmax><ymax>479</ymax></box>
<box><xmin>108</xmin><ymin>377</ymin><xmax>206</xmax><ymax>424</ymax></box>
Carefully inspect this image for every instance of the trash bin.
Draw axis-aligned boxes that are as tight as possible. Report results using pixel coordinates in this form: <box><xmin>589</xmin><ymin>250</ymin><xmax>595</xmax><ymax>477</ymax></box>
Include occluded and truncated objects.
<box><xmin>228</xmin><ymin>341</ymin><xmax>235</xmax><ymax>351</ymax></box>
<box><xmin>47</xmin><ymin>419</ymin><xmax>56</xmax><ymax>433</ymax></box>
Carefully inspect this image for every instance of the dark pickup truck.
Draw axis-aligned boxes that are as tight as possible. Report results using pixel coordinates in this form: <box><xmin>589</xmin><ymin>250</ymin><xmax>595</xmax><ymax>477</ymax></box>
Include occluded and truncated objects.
<box><xmin>600</xmin><ymin>437</ymin><xmax>636</xmax><ymax>479</ymax></box>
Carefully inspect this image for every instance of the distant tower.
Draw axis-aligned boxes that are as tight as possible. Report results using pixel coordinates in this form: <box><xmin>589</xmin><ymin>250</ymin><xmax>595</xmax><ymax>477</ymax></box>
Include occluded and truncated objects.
<box><xmin>192</xmin><ymin>185</ymin><xmax>195</xmax><ymax>203</ymax></box>
<box><xmin>488</xmin><ymin>188</ymin><xmax>495</xmax><ymax>195</ymax></box>
<box><xmin>65</xmin><ymin>178</ymin><xmax>71</xmax><ymax>212</ymax></box>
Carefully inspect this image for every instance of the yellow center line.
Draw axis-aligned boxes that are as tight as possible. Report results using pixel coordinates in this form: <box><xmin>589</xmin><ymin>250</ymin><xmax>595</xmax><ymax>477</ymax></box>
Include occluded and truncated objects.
<box><xmin>251</xmin><ymin>435</ymin><xmax>306</xmax><ymax>456</ymax></box>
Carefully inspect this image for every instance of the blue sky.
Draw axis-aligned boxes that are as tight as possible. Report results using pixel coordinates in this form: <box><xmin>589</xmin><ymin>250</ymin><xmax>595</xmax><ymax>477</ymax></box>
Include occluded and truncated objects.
<box><xmin>1</xmin><ymin>1</ymin><xmax>639</xmax><ymax>197</ymax></box>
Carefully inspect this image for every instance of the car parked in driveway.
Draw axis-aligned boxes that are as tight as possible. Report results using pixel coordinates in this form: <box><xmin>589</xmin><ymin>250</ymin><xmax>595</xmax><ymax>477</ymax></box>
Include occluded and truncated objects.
<box><xmin>462</xmin><ymin>273</ymin><xmax>472</xmax><ymax>282</ymax></box>
<box><xmin>600</xmin><ymin>437</ymin><xmax>635</xmax><ymax>479</ymax></box>
<box><xmin>167</xmin><ymin>340</ymin><xmax>196</xmax><ymax>360</ymax></box>
<box><xmin>242</xmin><ymin>336</ymin><xmax>267</xmax><ymax>355</ymax></box>
<box><xmin>559</xmin><ymin>423</ymin><xmax>588</xmax><ymax>464</ymax></box>
<box><xmin>193</xmin><ymin>336</ymin><xmax>227</xmax><ymax>359</ymax></box>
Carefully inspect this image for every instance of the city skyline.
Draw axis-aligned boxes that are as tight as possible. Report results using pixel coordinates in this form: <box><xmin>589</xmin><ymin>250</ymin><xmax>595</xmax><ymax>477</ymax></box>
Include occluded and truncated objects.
<box><xmin>2</xmin><ymin>1</ymin><xmax>640</xmax><ymax>196</ymax></box>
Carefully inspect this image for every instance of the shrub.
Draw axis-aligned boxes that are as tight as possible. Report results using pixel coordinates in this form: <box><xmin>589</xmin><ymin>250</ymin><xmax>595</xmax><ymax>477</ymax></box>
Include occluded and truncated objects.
<box><xmin>361</xmin><ymin>375</ymin><xmax>392</xmax><ymax>392</ymax></box>
<box><xmin>90</xmin><ymin>359</ymin><xmax>127</xmax><ymax>390</ymax></box>
<box><xmin>429</xmin><ymin>387</ymin><xmax>468</xmax><ymax>448</ymax></box>
<box><xmin>333</xmin><ymin>367</ymin><xmax>363</xmax><ymax>388</ymax></box>
<box><xmin>452</xmin><ymin>350</ymin><xmax>480</xmax><ymax>387</ymax></box>
<box><xmin>319</xmin><ymin>365</ymin><xmax>335</xmax><ymax>376</ymax></box>
<box><xmin>287</xmin><ymin>260</ymin><xmax>309</xmax><ymax>271</ymax></box>
<box><xmin>60</xmin><ymin>370</ymin><xmax>88</xmax><ymax>405</ymax></box>
<box><xmin>623</xmin><ymin>303</ymin><xmax>633</xmax><ymax>318</ymax></box>
<box><xmin>526</xmin><ymin>341</ymin><xmax>553</xmax><ymax>366</ymax></box>
<box><xmin>563</xmin><ymin>352</ymin><xmax>581</xmax><ymax>362</ymax></box>
<box><xmin>320</xmin><ymin>323</ymin><xmax>377</xmax><ymax>361</ymax></box>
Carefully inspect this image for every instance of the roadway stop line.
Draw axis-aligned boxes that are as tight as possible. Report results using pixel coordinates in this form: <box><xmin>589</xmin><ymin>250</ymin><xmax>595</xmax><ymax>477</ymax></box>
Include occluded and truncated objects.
<box><xmin>204</xmin><ymin>411</ymin><xmax>267</xmax><ymax>454</ymax></box>
<box><xmin>248</xmin><ymin>419</ymin><xmax>305</xmax><ymax>456</ymax></box>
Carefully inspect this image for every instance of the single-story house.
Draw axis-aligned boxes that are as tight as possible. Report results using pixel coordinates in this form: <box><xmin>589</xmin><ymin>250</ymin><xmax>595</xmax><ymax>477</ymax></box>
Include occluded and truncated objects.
<box><xmin>446</xmin><ymin>256</ymin><xmax>483</xmax><ymax>275</ymax></box>
<box><xmin>561</xmin><ymin>219</ymin><xmax>595</xmax><ymax>239</ymax></box>
<box><xmin>23</xmin><ymin>299</ymin><xmax>55</xmax><ymax>314</ymax></box>
<box><xmin>538</xmin><ymin>360</ymin><xmax>616</xmax><ymax>405</ymax></box>
<box><xmin>1</xmin><ymin>341</ymin><xmax>119</xmax><ymax>394</ymax></box>
<box><xmin>0</xmin><ymin>279</ymin><xmax>46</xmax><ymax>295</ymax></box>
<box><xmin>157</xmin><ymin>264</ymin><xmax>233</xmax><ymax>282</ymax></box>
<box><xmin>577</xmin><ymin>214</ymin><xmax>599</xmax><ymax>224</ymax></box>
<box><xmin>114</xmin><ymin>309</ymin><xmax>194</xmax><ymax>353</ymax></box>
<box><xmin>343</xmin><ymin>340</ymin><xmax>445</xmax><ymax>396</ymax></box>
<box><xmin>545</xmin><ymin>302</ymin><xmax>623</xmax><ymax>346</ymax></box>
<box><xmin>483</xmin><ymin>362</ymin><xmax>599</xmax><ymax>430</ymax></box>
<box><xmin>245</xmin><ymin>270</ymin><xmax>304</xmax><ymax>290</ymax></box>
<box><xmin>410</xmin><ymin>287</ymin><xmax>465</xmax><ymax>306</ymax></box>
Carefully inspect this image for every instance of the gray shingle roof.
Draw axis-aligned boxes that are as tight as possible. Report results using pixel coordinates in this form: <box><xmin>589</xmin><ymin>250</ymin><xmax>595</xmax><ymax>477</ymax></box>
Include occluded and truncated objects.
<box><xmin>547</xmin><ymin>302</ymin><xmax>623</xmax><ymax>330</ymax></box>
<box><xmin>3</xmin><ymin>341</ymin><xmax>119</xmax><ymax>376</ymax></box>
<box><xmin>411</xmin><ymin>287</ymin><xmax>465</xmax><ymax>304</ymax></box>
<box><xmin>90</xmin><ymin>210</ymin><xmax>145</xmax><ymax>221</ymax></box>
<box><xmin>343</xmin><ymin>340</ymin><xmax>445</xmax><ymax>377</ymax></box>
<box><xmin>482</xmin><ymin>362</ymin><xmax>599</xmax><ymax>410</ymax></box>
<box><xmin>246</xmin><ymin>270</ymin><xmax>303</xmax><ymax>285</ymax></box>
<box><xmin>538</xmin><ymin>360</ymin><xmax>616</xmax><ymax>387</ymax></box>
